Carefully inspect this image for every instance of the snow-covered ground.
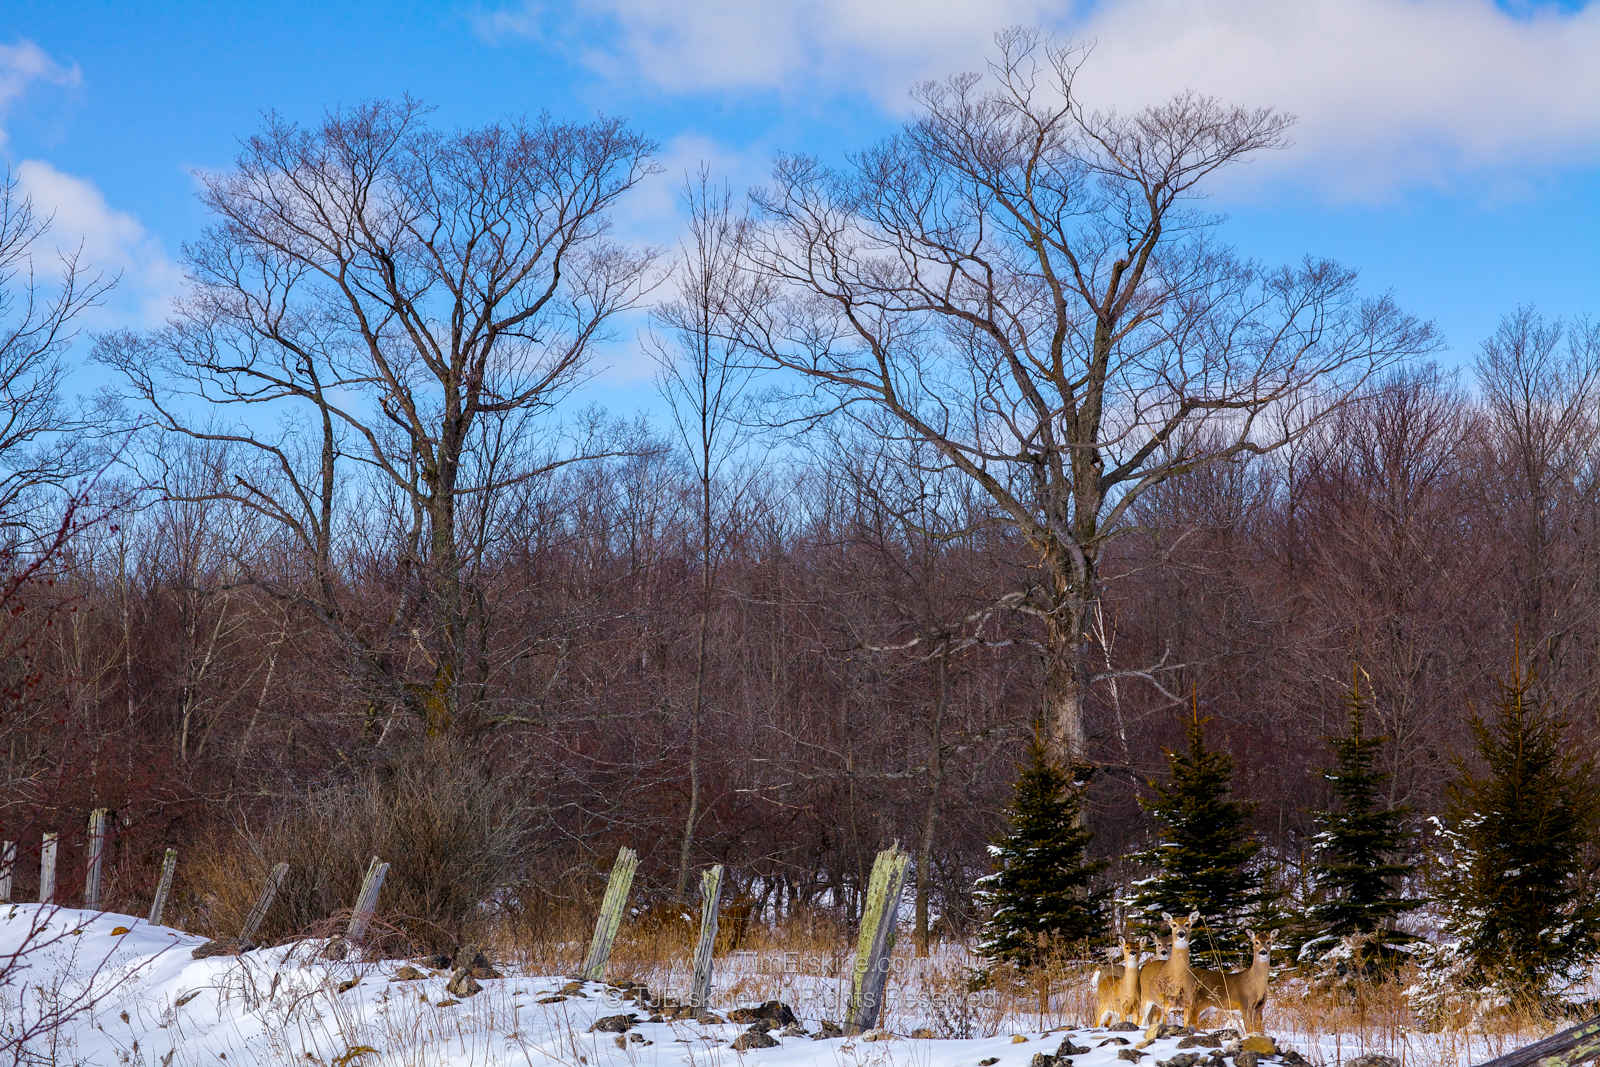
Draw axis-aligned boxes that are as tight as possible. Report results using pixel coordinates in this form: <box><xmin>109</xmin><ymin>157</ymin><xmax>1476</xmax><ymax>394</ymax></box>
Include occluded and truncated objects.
<box><xmin>0</xmin><ymin>905</ymin><xmax>1547</xmax><ymax>1067</ymax></box>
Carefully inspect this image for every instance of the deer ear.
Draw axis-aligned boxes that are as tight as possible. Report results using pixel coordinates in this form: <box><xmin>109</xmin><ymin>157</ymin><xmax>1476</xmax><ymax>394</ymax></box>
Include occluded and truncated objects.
<box><xmin>1161</xmin><ymin>911</ymin><xmax>1173</xmax><ymax>923</ymax></box>
<box><xmin>1188</xmin><ymin>910</ymin><xmax>1200</xmax><ymax>924</ymax></box>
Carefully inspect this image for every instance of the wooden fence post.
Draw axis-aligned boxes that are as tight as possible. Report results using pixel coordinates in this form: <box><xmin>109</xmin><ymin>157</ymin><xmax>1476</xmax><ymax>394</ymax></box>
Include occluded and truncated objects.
<box><xmin>238</xmin><ymin>862</ymin><xmax>289</xmax><ymax>943</ymax></box>
<box><xmin>346</xmin><ymin>856</ymin><xmax>389</xmax><ymax>944</ymax></box>
<box><xmin>847</xmin><ymin>843</ymin><xmax>910</xmax><ymax>1034</ymax></box>
<box><xmin>580</xmin><ymin>845</ymin><xmax>638</xmax><ymax>981</ymax></box>
<box><xmin>0</xmin><ymin>840</ymin><xmax>14</xmax><ymax>902</ymax></box>
<box><xmin>148</xmin><ymin>848</ymin><xmax>178</xmax><ymax>926</ymax></box>
<box><xmin>690</xmin><ymin>864</ymin><xmax>724</xmax><ymax>1008</ymax></box>
<box><xmin>84</xmin><ymin>808</ymin><xmax>109</xmax><ymax>909</ymax></box>
<box><xmin>39</xmin><ymin>833</ymin><xmax>58</xmax><ymax>905</ymax></box>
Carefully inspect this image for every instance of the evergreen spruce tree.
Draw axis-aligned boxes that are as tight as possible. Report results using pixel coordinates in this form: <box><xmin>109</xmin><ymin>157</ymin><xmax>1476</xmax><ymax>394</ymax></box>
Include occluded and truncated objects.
<box><xmin>977</xmin><ymin>737</ymin><xmax>1108</xmax><ymax>970</ymax></box>
<box><xmin>1131</xmin><ymin>705</ymin><xmax>1272</xmax><ymax>968</ymax></box>
<box><xmin>1432</xmin><ymin>650</ymin><xmax>1600</xmax><ymax>1013</ymax></box>
<box><xmin>1304</xmin><ymin>668</ymin><xmax>1415</xmax><ymax>972</ymax></box>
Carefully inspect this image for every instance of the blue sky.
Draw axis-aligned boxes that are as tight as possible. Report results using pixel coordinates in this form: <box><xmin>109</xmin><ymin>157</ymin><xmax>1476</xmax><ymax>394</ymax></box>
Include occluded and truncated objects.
<box><xmin>6</xmin><ymin>0</ymin><xmax>1600</xmax><ymax>415</ymax></box>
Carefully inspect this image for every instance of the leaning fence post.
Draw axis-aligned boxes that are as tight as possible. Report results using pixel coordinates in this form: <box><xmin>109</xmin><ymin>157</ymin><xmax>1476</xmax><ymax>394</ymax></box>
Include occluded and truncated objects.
<box><xmin>238</xmin><ymin>862</ymin><xmax>289</xmax><ymax>944</ymax></box>
<box><xmin>148</xmin><ymin>848</ymin><xmax>178</xmax><ymax>926</ymax></box>
<box><xmin>0</xmin><ymin>840</ymin><xmax>14</xmax><ymax>902</ymax></box>
<box><xmin>580</xmin><ymin>845</ymin><xmax>638</xmax><ymax>981</ymax></box>
<box><xmin>39</xmin><ymin>833</ymin><xmax>58</xmax><ymax>905</ymax></box>
<box><xmin>346</xmin><ymin>856</ymin><xmax>389</xmax><ymax>944</ymax></box>
<box><xmin>847</xmin><ymin>842</ymin><xmax>910</xmax><ymax>1034</ymax></box>
<box><xmin>690</xmin><ymin>864</ymin><xmax>724</xmax><ymax>1008</ymax></box>
<box><xmin>84</xmin><ymin>808</ymin><xmax>109</xmax><ymax>908</ymax></box>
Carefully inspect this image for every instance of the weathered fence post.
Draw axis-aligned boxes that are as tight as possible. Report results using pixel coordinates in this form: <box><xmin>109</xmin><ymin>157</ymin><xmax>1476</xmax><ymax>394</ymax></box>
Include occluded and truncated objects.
<box><xmin>0</xmin><ymin>840</ymin><xmax>14</xmax><ymax>902</ymax></box>
<box><xmin>238</xmin><ymin>862</ymin><xmax>289</xmax><ymax>943</ymax></box>
<box><xmin>84</xmin><ymin>808</ymin><xmax>109</xmax><ymax>908</ymax></box>
<box><xmin>346</xmin><ymin>856</ymin><xmax>389</xmax><ymax>944</ymax></box>
<box><xmin>847</xmin><ymin>843</ymin><xmax>910</xmax><ymax>1034</ymax></box>
<box><xmin>39</xmin><ymin>833</ymin><xmax>58</xmax><ymax>904</ymax></box>
<box><xmin>690</xmin><ymin>864</ymin><xmax>724</xmax><ymax>1008</ymax></box>
<box><xmin>148</xmin><ymin>848</ymin><xmax>178</xmax><ymax>926</ymax></box>
<box><xmin>580</xmin><ymin>845</ymin><xmax>638</xmax><ymax>981</ymax></box>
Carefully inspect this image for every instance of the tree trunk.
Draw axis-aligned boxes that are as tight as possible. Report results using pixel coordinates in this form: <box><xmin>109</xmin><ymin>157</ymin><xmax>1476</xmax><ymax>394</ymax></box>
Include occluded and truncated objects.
<box><xmin>675</xmin><ymin>471</ymin><xmax>714</xmax><ymax>901</ymax></box>
<box><xmin>915</xmin><ymin>645</ymin><xmax>948</xmax><ymax>956</ymax></box>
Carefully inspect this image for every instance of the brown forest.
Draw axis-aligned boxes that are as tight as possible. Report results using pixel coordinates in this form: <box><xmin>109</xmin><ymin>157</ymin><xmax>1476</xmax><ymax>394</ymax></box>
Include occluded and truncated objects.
<box><xmin>3</xmin><ymin>44</ymin><xmax>1598</xmax><ymax>946</ymax></box>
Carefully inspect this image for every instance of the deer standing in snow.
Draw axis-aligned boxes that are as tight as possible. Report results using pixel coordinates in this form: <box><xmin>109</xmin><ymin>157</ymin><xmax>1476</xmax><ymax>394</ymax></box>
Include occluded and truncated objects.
<box><xmin>1093</xmin><ymin>939</ymin><xmax>1143</xmax><ymax>1025</ymax></box>
<box><xmin>1138</xmin><ymin>911</ymin><xmax>1200</xmax><ymax>1038</ymax></box>
<box><xmin>1190</xmin><ymin>928</ymin><xmax>1274</xmax><ymax>1033</ymax></box>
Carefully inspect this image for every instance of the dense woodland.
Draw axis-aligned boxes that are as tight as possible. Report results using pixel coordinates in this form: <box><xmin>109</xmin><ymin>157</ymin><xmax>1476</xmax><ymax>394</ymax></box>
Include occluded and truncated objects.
<box><xmin>3</xmin><ymin>37</ymin><xmax>1598</xmax><ymax>950</ymax></box>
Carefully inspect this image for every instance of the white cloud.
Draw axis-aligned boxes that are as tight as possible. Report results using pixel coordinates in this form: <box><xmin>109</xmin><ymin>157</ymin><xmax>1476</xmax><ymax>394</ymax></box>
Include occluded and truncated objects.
<box><xmin>477</xmin><ymin>0</ymin><xmax>1600</xmax><ymax>195</ymax></box>
<box><xmin>15</xmin><ymin>159</ymin><xmax>185</xmax><ymax>326</ymax></box>
<box><xmin>1072</xmin><ymin>0</ymin><xmax>1600</xmax><ymax>196</ymax></box>
<box><xmin>0</xmin><ymin>38</ymin><xmax>81</xmax><ymax>148</ymax></box>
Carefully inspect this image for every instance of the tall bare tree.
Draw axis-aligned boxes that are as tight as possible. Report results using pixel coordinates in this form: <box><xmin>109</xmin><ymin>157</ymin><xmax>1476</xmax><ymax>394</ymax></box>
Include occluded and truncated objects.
<box><xmin>1474</xmin><ymin>307</ymin><xmax>1600</xmax><ymax>681</ymax></box>
<box><xmin>740</xmin><ymin>31</ymin><xmax>1435</xmax><ymax>768</ymax></box>
<box><xmin>99</xmin><ymin>99</ymin><xmax>656</xmax><ymax>740</ymax></box>
<box><xmin>0</xmin><ymin>174</ymin><xmax>113</xmax><ymax>536</ymax></box>
<box><xmin>650</xmin><ymin>169</ymin><xmax>762</xmax><ymax>899</ymax></box>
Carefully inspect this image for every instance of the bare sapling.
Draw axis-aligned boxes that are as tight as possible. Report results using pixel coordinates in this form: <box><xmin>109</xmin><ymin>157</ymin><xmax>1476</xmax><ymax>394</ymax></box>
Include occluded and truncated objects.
<box><xmin>1139</xmin><ymin>911</ymin><xmax>1200</xmax><ymax>1041</ymax></box>
<box><xmin>1191</xmin><ymin>928</ymin><xmax>1274</xmax><ymax>1033</ymax></box>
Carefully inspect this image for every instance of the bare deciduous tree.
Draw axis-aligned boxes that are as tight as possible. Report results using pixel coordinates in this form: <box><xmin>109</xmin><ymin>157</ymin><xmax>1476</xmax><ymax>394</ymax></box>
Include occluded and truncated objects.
<box><xmin>99</xmin><ymin>99</ymin><xmax>657</xmax><ymax>740</ymax></box>
<box><xmin>650</xmin><ymin>169</ymin><xmax>761</xmax><ymax>899</ymax></box>
<box><xmin>740</xmin><ymin>30</ymin><xmax>1435</xmax><ymax>768</ymax></box>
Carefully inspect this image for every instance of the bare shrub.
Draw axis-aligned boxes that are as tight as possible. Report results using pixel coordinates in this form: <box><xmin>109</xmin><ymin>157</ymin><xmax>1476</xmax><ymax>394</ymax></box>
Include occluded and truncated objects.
<box><xmin>187</xmin><ymin>741</ymin><xmax>532</xmax><ymax>952</ymax></box>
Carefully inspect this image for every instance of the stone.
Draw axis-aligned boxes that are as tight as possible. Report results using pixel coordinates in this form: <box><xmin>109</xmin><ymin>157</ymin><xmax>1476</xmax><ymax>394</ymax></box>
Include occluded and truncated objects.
<box><xmin>1118</xmin><ymin>1051</ymin><xmax>1146</xmax><ymax>1063</ymax></box>
<box><xmin>1099</xmin><ymin>1038</ymin><xmax>1132</xmax><ymax>1048</ymax></box>
<box><xmin>1343</xmin><ymin>1057</ymin><xmax>1399</xmax><ymax>1067</ymax></box>
<box><xmin>863</xmin><ymin>1030</ymin><xmax>895</xmax><ymax>1042</ymax></box>
<box><xmin>1239</xmin><ymin>1036</ymin><xmax>1276</xmax><ymax>1056</ymax></box>
<box><xmin>731</xmin><ymin>1031</ymin><xmax>779</xmax><ymax>1051</ymax></box>
<box><xmin>392</xmin><ymin>965</ymin><xmax>425</xmax><ymax>981</ymax></box>
<box><xmin>1280</xmin><ymin>1052</ymin><xmax>1309</xmax><ymax>1067</ymax></box>
<box><xmin>173</xmin><ymin>989</ymin><xmax>202</xmax><ymax>1009</ymax></box>
<box><xmin>337</xmin><ymin>978</ymin><xmax>359</xmax><ymax>994</ymax></box>
<box><xmin>1057</xmin><ymin>1039</ymin><xmax>1091</xmax><ymax>1057</ymax></box>
<box><xmin>1179</xmin><ymin>1037</ymin><xmax>1222</xmax><ymax>1050</ymax></box>
<box><xmin>320</xmin><ymin>941</ymin><xmax>350</xmax><ymax>961</ymax></box>
<box><xmin>110</xmin><ymin>926</ymin><xmax>131</xmax><ymax>936</ymax></box>
<box><xmin>437</xmin><ymin>998</ymin><xmax>460</xmax><ymax>1008</ymax></box>
<box><xmin>1030</xmin><ymin>1054</ymin><xmax>1056</xmax><ymax>1067</ymax></box>
<box><xmin>816</xmin><ymin>1021</ymin><xmax>844</xmax><ymax>1039</ymax></box>
<box><xmin>416</xmin><ymin>953</ymin><xmax>452</xmax><ymax>970</ymax></box>
<box><xmin>1157</xmin><ymin>1026</ymin><xmax>1194</xmax><ymax>1040</ymax></box>
<box><xmin>449</xmin><ymin>945</ymin><xmax>502</xmax><ymax>980</ymax></box>
<box><xmin>979</xmin><ymin>1060</ymin><xmax>999</xmax><ymax>1066</ymax></box>
<box><xmin>445</xmin><ymin>969</ymin><xmax>483</xmax><ymax>998</ymax></box>
<box><xmin>560</xmin><ymin>980</ymin><xmax>586</xmax><ymax>995</ymax></box>
<box><xmin>745</xmin><ymin>1020</ymin><xmax>775</xmax><ymax>1034</ymax></box>
<box><xmin>1109</xmin><ymin>1023</ymin><xmax>1140</xmax><ymax>1033</ymax></box>
<box><xmin>629</xmin><ymin>1033</ymin><xmax>647</xmax><ymax>1044</ymax></box>
<box><xmin>729</xmin><ymin>1001</ymin><xmax>798</xmax><ymax>1028</ymax></box>
<box><xmin>1159</xmin><ymin>1055</ymin><xmax>1201</xmax><ymax>1067</ymax></box>
<box><xmin>782</xmin><ymin>1024</ymin><xmax>810</xmax><ymax>1038</ymax></box>
<box><xmin>590</xmin><ymin>1014</ymin><xmax>637</xmax><ymax>1033</ymax></box>
<box><xmin>910</xmin><ymin>1028</ymin><xmax>935</xmax><ymax>1040</ymax></box>
<box><xmin>696</xmin><ymin>1011</ymin><xmax>725</xmax><ymax>1025</ymax></box>
<box><xmin>537</xmin><ymin>995</ymin><xmax>566</xmax><ymax>1004</ymax></box>
<box><xmin>190</xmin><ymin>938</ymin><xmax>247</xmax><ymax>959</ymax></box>
<box><xmin>1012</xmin><ymin>1035</ymin><xmax>1030</xmax><ymax>1044</ymax></box>
<box><xmin>1234</xmin><ymin>1053</ymin><xmax>1258</xmax><ymax>1067</ymax></box>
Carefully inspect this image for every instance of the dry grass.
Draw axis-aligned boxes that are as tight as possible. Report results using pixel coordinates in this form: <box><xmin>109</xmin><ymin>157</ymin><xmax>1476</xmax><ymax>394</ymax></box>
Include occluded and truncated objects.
<box><xmin>478</xmin><ymin>908</ymin><xmax>1569</xmax><ymax>1067</ymax></box>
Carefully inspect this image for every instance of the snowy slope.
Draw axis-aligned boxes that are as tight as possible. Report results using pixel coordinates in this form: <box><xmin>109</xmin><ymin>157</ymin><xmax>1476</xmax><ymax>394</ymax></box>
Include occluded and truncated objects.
<box><xmin>0</xmin><ymin>904</ymin><xmax>1322</xmax><ymax>1067</ymax></box>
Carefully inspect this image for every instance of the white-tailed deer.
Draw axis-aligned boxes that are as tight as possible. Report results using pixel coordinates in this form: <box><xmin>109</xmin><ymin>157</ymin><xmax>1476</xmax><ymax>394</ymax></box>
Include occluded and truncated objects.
<box><xmin>1138</xmin><ymin>911</ymin><xmax>1200</xmax><ymax>1039</ymax></box>
<box><xmin>1191</xmin><ymin>928</ymin><xmax>1274</xmax><ymax>1033</ymax></box>
<box><xmin>1093</xmin><ymin>939</ymin><xmax>1143</xmax><ymax>1026</ymax></box>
